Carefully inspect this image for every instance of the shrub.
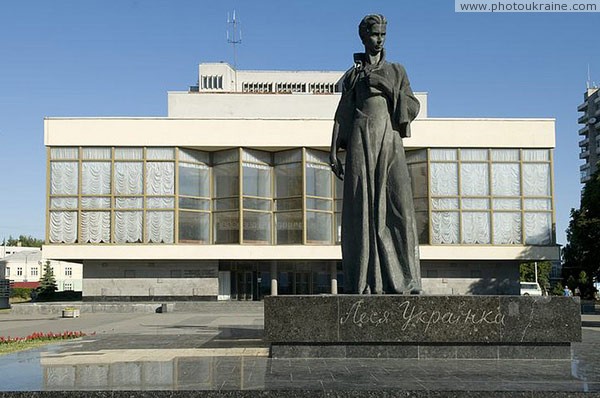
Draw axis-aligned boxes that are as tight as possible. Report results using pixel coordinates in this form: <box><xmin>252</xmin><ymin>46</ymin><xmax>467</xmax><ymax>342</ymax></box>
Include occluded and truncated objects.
<box><xmin>10</xmin><ymin>288</ymin><xmax>32</xmax><ymax>300</ymax></box>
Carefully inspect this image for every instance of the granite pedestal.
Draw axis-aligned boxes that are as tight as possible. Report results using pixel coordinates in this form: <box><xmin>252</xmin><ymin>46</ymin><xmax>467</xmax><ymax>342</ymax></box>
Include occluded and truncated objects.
<box><xmin>264</xmin><ymin>295</ymin><xmax>582</xmax><ymax>359</ymax></box>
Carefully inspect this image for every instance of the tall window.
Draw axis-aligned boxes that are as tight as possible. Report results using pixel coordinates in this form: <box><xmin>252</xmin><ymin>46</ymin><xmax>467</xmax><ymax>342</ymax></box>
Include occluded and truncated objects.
<box><xmin>81</xmin><ymin>147</ymin><xmax>111</xmax><ymax>243</ymax></box>
<box><xmin>31</xmin><ymin>267</ymin><xmax>38</xmax><ymax>277</ymax></box>
<box><xmin>213</xmin><ymin>149</ymin><xmax>240</xmax><ymax>243</ymax></box>
<box><xmin>114</xmin><ymin>147</ymin><xmax>144</xmax><ymax>243</ymax></box>
<box><xmin>17</xmin><ymin>267</ymin><xmax>23</xmax><ymax>276</ymax></box>
<box><xmin>145</xmin><ymin>148</ymin><xmax>175</xmax><ymax>243</ymax></box>
<box><xmin>305</xmin><ymin>149</ymin><xmax>333</xmax><ymax>244</ymax></box>
<box><xmin>65</xmin><ymin>267</ymin><xmax>72</xmax><ymax>276</ymax></box>
<box><xmin>49</xmin><ymin>147</ymin><xmax>79</xmax><ymax>243</ymax></box>
<box><xmin>178</xmin><ymin>149</ymin><xmax>210</xmax><ymax>243</ymax></box>
<box><xmin>242</xmin><ymin>149</ymin><xmax>272</xmax><ymax>244</ymax></box>
<box><xmin>274</xmin><ymin>150</ymin><xmax>303</xmax><ymax>244</ymax></box>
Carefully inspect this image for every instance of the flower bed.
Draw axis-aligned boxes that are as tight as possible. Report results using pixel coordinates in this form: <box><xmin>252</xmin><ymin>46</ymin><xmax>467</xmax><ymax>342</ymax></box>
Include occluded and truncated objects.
<box><xmin>0</xmin><ymin>331</ymin><xmax>88</xmax><ymax>346</ymax></box>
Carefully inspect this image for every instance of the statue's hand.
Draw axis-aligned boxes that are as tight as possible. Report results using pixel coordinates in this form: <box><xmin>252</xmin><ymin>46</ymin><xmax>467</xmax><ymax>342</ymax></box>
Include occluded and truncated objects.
<box><xmin>367</xmin><ymin>73</ymin><xmax>393</xmax><ymax>98</ymax></box>
<box><xmin>330</xmin><ymin>154</ymin><xmax>344</xmax><ymax>181</ymax></box>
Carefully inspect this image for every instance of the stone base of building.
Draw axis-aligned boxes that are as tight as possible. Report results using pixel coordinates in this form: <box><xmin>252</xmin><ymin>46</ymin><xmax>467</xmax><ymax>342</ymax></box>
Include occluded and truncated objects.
<box><xmin>81</xmin><ymin>295</ymin><xmax>217</xmax><ymax>302</ymax></box>
<box><xmin>264</xmin><ymin>295</ymin><xmax>581</xmax><ymax>360</ymax></box>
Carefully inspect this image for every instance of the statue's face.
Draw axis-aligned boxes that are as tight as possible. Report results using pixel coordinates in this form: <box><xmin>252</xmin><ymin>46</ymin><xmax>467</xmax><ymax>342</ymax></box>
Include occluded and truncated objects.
<box><xmin>364</xmin><ymin>24</ymin><xmax>386</xmax><ymax>55</ymax></box>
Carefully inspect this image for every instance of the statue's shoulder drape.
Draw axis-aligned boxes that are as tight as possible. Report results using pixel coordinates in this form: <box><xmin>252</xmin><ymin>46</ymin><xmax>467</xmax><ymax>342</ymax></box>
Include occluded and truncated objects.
<box><xmin>388</xmin><ymin>62</ymin><xmax>420</xmax><ymax>138</ymax></box>
<box><xmin>334</xmin><ymin>62</ymin><xmax>420</xmax><ymax>147</ymax></box>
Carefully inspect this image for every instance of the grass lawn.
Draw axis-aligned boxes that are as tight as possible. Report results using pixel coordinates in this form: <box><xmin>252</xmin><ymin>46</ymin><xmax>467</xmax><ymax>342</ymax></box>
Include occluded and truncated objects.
<box><xmin>0</xmin><ymin>339</ymin><xmax>73</xmax><ymax>356</ymax></box>
<box><xmin>0</xmin><ymin>332</ymin><xmax>86</xmax><ymax>356</ymax></box>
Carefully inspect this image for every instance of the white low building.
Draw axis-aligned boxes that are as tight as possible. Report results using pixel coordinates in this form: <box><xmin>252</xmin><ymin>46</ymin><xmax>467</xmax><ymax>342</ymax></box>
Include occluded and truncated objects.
<box><xmin>42</xmin><ymin>62</ymin><xmax>559</xmax><ymax>301</ymax></box>
<box><xmin>1</xmin><ymin>249</ymin><xmax>82</xmax><ymax>291</ymax></box>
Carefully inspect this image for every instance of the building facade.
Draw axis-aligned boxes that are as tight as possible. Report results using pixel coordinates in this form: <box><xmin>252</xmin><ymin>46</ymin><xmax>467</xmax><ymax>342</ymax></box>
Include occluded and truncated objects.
<box><xmin>43</xmin><ymin>63</ymin><xmax>559</xmax><ymax>301</ymax></box>
<box><xmin>578</xmin><ymin>86</ymin><xmax>600</xmax><ymax>183</ymax></box>
<box><xmin>0</xmin><ymin>249</ymin><xmax>82</xmax><ymax>291</ymax></box>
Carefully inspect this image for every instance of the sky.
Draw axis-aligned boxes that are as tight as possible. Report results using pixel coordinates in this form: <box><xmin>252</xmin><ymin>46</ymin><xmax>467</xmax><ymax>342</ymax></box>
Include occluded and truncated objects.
<box><xmin>0</xmin><ymin>0</ymin><xmax>598</xmax><ymax>246</ymax></box>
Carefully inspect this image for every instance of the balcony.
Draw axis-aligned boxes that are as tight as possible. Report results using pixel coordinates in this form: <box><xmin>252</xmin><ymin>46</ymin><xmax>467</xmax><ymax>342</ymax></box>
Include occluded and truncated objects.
<box><xmin>579</xmin><ymin>114</ymin><xmax>588</xmax><ymax>124</ymax></box>
<box><xmin>578</xmin><ymin>102</ymin><xmax>589</xmax><ymax>111</ymax></box>
<box><xmin>595</xmin><ymin>96</ymin><xmax>600</xmax><ymax>104</ymax></box>
<box><xmin>579</xmin><ymin>138</ymin><xmax>589</xmax><ymax>147</ymax></box>
<box><xmin>579</xmin><ymin>125</ymin><xmax>590</xmax><ymax>135</ymax></box>
<box><xmin>580</xmin><ymin>150</ymin><xmax>590</xmax><ymax>159</ymax></box>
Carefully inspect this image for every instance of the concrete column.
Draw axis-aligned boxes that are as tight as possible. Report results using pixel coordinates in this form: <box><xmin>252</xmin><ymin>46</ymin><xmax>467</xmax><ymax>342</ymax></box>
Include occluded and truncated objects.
<box><xmin>270</xmin><ymin>262</ymin><xmax>278</xmax><ymax>296</ymax></box>
<box><xmin>330</xmin><ymin>262</ymin><xmax>338</xmax><ymax>295</ymax></box>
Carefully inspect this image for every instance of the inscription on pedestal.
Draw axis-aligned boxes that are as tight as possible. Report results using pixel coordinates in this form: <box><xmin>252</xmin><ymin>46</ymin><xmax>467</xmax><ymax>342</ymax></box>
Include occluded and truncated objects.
<box><xmin>265</xmin><ymin>295</ymin><xmax>581</xmax><ymax>344</ymax></box>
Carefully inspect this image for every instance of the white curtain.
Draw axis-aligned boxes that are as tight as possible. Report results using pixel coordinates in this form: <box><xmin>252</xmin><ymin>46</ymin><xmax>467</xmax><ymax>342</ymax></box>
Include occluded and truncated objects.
<box><xmin>432</xmin><ymin>212</ymin><xmax>459</xmax><ymax>244</ymax></box>
<box><xmin>49</xmin><ymin>211</ymin><xmax>77</xmax><ymax>243</ymax></box>
<box><xmin>461</xmin><ymin>163</ymin><xmax>489</xmax><ymax>196</ymax></box>
<box><xmin>50</xmin><ymin>147</ymin><xmax>78</xmax><ymax>159</ymax></box>
<box><xmin>81</xmin><ymin>197</ymin><xmax>110</xmax><ymax>209</ymax></box>
<box><xmin>115</xmin><ymin>147</ymin><xmax>143</xmax><ymax>160</ymax></box>
<box><xmin>146</xmin><ymin>211</ymin><xmax>174</xmax><ymax>243</ymax></box>
<box><xmin>147</xmin><ymin>148</ymin><xmax>174</xmax><ymax>160</ymax></box>
<box><xmin>146</xmin><ymin>162</ymin><xmax>174</xmax><ymax>195</ymax></box>
<box><xmin>430</xmin><ymin>149</ymin><xmax>457</xmax><ymax>161</ymax></box>
<box><xmin>115</xmin><ymin>211</ymin><xmax>142</xmax><ymax>243</ymax></box>
<box><xmin>115</xmin><ymin>197</ymin><xmax>143</xmax><ymax>209</ymax></box>
<box><xmin>493</xmin><ymin>212</ymin><xmax>522</xmax><ymax>244</ymax></box>
<box><xmin>492</xmin><ymin>163</ymin><xmax>520</xmax><ymax>196</ymax></box>
<box><xmin>462</xmin><ymin>198</ymin><xmax>489</xmax><ymax>210</ymax></box>
<box><xmin>462</xmin><ymin>212</ymin><xmax>490</xmax><ymax>244</ymax></box>
<box><xmin>524</xmin><ymin>199</ymin><xmax>551</xmax><ymax>210</ymax></box>
<box><xmin>82</xmin><ymin>162</ymin><xmax>111</xmax><ymax>195</ymax></box>
<box><xmin>50</xmin><ymin>162</ymin><xmax>78</xmax><ymax>195</ymax></box>
<box><xmin>460</xmin><ymin>149</ymin><xmax>488</xmax><ymax>161</ymax></box>
<box><xmin>492</xmin><ymin>198</ymin><xmax>521</xmax><ymax>210</ymax></box>
<box><xmin>432</xmin><ymin>198</ymin><xmax>459</xmax><ymax>210</ymax></box>
<box><xmin>114</xmin><ymin>162</ymin><xmax>143</xmax><ymax>195</ymax></box>
<box><xmin>523</xmin><ymin>149</ymin><xmax>549</xmax><ymax>162</ymax></box>
<box><xmin>50</xmin><ymin>197</ymin><xmax>77</xmax><ymax>209</ymax></box>
<box><xmin>492</xmin><ymin>149</ymin><xmax>519</xmax><ymax>161</ymax></box>
<box><xmin>82</xmin><ymin>148</ymin><xmax>111</xmax><ymax>160</ymax></box>
<box><xmin>146</xmin><ymin>197</ymin><xmax>174</xmax><ymax>208</ymax></box>
<box><xmin>430</xmin><ymin>163</ymin><xmax>458</xmax><ymax>196</ymax></box>
<box><xmin>81</xmin><ymin>212</ymin><xmax>110</xmax><ymax>243</ymax></box>
<box><xmin>525</xmin><ymin>212</ymin><xmax>552</xmax><ymax>245</ymax></box>
<box><xmin>523</xmin><ymin>163</ymin><xmax>550</xmax><ymax>196</ymax></box>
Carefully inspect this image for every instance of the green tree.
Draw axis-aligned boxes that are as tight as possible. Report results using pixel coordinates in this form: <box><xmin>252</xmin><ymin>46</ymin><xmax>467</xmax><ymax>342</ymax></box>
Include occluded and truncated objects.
<box><xmin>4</xmin><ymin>235</ymin><xmax>43</xmax><ymax>247</ymax></box>
<box><xmin>563</xmin><ymin>168</ymin><xmax>600</xmax><ymax>299</ymax></box>
<box><xmin>37</xmin><ymin>261</ymin><xmax>57</xmax><ymax>297</ymax></box>
<box><xmin>519</xmin><ymin>261</ymin><xmax>552</xmax><ymax>293</ymax></box>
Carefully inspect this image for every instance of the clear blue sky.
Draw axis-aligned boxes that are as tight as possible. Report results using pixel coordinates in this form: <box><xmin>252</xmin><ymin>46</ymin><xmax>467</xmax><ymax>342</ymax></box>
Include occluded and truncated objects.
<box><xmin>0</xmin><ymin>0</ymin><xmax>598</xmax><ymax>245</ymax></box>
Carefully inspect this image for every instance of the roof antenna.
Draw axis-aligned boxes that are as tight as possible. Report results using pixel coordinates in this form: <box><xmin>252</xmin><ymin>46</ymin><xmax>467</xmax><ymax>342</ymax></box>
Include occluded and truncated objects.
<box><xmin>226</xmin><ymin>10</ymin><xmax>242</xmax><ymax>70</ymax></box>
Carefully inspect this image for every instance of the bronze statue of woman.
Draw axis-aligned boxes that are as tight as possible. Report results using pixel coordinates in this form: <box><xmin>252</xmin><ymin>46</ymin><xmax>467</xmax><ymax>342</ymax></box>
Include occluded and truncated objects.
<box><xmin>330</xmin><ymin>14</ymin><xmax>422</xmax><ymax>295</ymax></box>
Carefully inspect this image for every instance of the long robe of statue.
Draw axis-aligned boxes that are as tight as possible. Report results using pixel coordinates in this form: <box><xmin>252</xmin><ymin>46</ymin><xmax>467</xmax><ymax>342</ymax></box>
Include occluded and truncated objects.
<box><xmin>333</xmin><ymin>50</ymin><xmax>422</xmax><ymax>294</ymax></box>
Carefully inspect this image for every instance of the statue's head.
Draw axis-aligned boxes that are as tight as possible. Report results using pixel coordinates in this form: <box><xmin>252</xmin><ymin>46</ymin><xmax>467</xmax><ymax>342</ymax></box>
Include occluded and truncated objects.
<box><xmin>358</xmin><ymin>14</ymin><xmax>387</xmax><ymax>55</ymax></box>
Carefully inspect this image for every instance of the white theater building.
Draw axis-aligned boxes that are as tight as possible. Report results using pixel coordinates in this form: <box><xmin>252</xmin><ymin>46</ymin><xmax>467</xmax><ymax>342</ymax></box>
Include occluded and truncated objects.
<box><xmin>43</xmin><ymin>63</ymin><xmax>559</xmax><ymax>301</ymax></box>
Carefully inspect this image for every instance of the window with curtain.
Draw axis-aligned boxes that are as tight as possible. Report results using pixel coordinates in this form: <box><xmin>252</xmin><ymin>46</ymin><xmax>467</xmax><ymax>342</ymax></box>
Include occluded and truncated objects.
<box><xmin>428</xmin><ymin>148</ymin><xmax>553</xmax><ymax>246</ymax></box>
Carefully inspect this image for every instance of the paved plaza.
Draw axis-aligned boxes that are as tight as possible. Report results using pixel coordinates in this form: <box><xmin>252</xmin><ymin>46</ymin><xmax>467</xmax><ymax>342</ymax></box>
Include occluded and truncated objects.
<box><xmin>0</xmin><ymin>303</ymin><xmax>600</xmax><ymax>394</ymax></box>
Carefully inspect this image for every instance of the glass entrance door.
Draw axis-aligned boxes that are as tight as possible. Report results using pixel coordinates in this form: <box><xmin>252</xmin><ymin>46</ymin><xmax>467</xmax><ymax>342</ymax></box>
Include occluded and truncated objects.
<box><xmin>234</xmin><ymin>271</ymin><xmax>254</xmax><ymax>301</ymax></box>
